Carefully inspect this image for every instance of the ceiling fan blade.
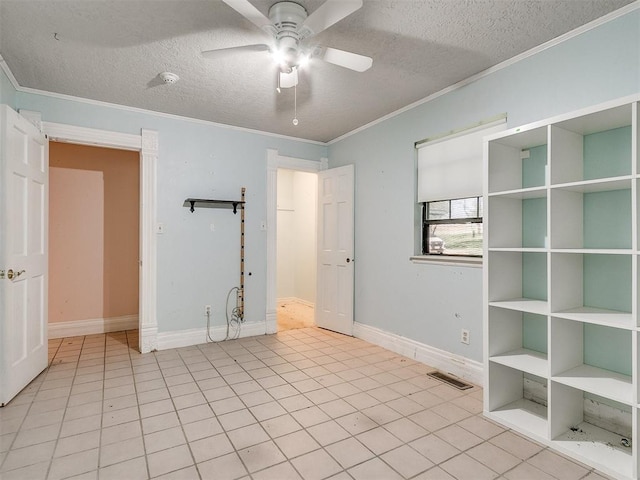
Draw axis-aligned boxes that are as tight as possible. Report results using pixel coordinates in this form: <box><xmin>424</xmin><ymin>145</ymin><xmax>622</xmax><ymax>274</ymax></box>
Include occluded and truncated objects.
<box><xmin>317</xmin><ymin>46</ymin><xmax>372</xmax><ymax>72</ymax></box>
<box><xmin>222</xmin><ymin>0</ymin><xmax>273</xmax><ymax>31</ymax></box>
<box><xmin>279</xmin><ymin>69</ymin><xmax>298</xmax><ymax>89</ymax></box>
<box><xmin>300</xmin><ymin>0</ymin><xmax>362</xmax><ymax>36</ymax></box>
<box><xmin>202</xmin><ymin>44</ymin><xmax>270</xmax><ymax>59</ymax></box>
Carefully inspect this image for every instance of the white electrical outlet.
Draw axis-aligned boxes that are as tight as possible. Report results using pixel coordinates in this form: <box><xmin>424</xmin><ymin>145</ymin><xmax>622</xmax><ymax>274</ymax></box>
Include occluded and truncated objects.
<box><xmin>205</xmin><ymin>305</ymin><xmax>211</xmax><ymax>315</ymax></box>
<box><xmin>461</xmin><ymin>329</ymin><xmax>470</xmax><ymax>345</ymax></box>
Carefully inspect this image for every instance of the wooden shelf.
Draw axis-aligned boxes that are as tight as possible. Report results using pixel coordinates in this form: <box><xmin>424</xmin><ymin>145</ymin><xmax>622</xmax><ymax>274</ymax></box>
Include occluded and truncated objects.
<box><xmin>489</xmin><ymin>299</ymin><xmax>548</xmax><ymax>315</ymax></box>
<box><xmin>550</xmin><ymin>175</ymin><xmax>632</xmax><ymax>193</ymax></box>
<box><xmin>550</xmin><ymin>248</ymin><xmax>633</xmax><ymax>255</ymax></box>
<box><xmin>490</xmin><ymin>349</ymin><xmax>547</xmax><ymax>378</ymax></box>
<box><xmin>487</xmin><ymin>399</ymin><xmax>548</xmax><ymax>439</ymax></box>
<box><xmin>553</xmin><ymin>422</ymin><xmax>632</xmax><ymax>480</ymax></box>
<box><xmin>552</xmin><ymin>307</ymin><xmax>634</xmax><ymax>329</ymax></box>
<box><xmin>489</xmin><ymin>247</ymin><xmax>547</xmax><ymax>253</ymax></box>
<box><xmin>552</xmin><ymin>365</ymin><xmax>633</xmax><ymax>405</ymax></box>
<box><xmin>488</xmin><ymin>186</ymin><xmax>548</xmax><ymax>199</ymax></box>
<box><xmin>183</xmin><ymin>198</ymin><xmax>245</xmax><ymax>214</ymax></box>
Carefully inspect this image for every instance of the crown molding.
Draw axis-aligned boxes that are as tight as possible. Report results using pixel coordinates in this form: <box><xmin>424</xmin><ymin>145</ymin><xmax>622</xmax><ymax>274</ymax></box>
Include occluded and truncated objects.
<box><xmin>2</xmin><ymin>1</ymin><xmax>638</xmax><ymax>146</ymax></box>
<box><xmin>0</xmin><ymin>55</ymin><xmax>325</xmax><ymax>147</ymax></box>
<box><xmin>328</xmin><ymin>1</ymin><xmax>640</xmax><ymax>145</ymax></box>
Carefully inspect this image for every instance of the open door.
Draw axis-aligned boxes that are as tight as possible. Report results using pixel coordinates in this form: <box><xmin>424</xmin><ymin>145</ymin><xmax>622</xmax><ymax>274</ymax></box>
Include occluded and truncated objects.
<box><xmin>316</xmin><ymin>164</ymin><xmax>354</xmax><ymax>335</ymax></box>
<box><xmin>0</xmin><ymin>105</ymin><xmax>48</xmax><ymax>406</ymax></box>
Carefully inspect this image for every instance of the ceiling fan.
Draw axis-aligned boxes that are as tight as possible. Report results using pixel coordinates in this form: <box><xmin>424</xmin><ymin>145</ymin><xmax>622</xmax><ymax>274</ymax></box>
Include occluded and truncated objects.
<box><xmin>203</xmin><ymin>0</ymin><xmax>373</xmax><ymax>90</ymax></box>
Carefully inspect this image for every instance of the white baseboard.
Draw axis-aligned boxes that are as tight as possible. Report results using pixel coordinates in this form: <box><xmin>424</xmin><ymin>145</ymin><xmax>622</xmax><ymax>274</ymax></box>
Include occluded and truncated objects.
<box><xmin>140</xmin><ymin>324</ymin><xmax>158</xmax><ymax>353</ymax></box>
<box><xmin>48</xmin><ymin>315</ymin><xmax>139</xmax><ymax>339</ymax></box>
<box><xmin>265</xmin><ymin>312</ymin><xmax>277</xmax><ymax>334</ymax></box>
<box><xmin>276</xmin><ymin>297</ymin><xmax>296</xmax><ymax>304</ymax></box>
<box><xmin>276</xmin><ymin>297</ymin><xmax>315</xmax><ymax>308</ymax></box>
<box><xmin>157</xmin><ymin>321</ymin><xmax>269</xmax><ymax>350</ymax></box>
<box><xmin>353</xmin><ymin>322</ymin><xmax>484</xmax><ymax>387</ymax></box>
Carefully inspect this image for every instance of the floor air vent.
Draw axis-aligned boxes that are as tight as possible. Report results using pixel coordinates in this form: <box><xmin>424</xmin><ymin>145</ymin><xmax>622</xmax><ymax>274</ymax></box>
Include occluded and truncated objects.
<box><xmin>427</xmin><ymin>371</ymin><xmax>473</xmax><ymax>390</ymax></box>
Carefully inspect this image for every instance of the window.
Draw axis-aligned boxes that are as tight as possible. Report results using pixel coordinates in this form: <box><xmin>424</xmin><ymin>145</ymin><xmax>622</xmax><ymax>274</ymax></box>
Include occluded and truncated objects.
<box><xmin>416</xmin><ymin>115</ymin><xmax>506</xmax><ymax>258</ymax></box>
<box><xmin>423</xmin><ymin>196</ymin><xmax>483</xmax><ymax>256</ymax></box>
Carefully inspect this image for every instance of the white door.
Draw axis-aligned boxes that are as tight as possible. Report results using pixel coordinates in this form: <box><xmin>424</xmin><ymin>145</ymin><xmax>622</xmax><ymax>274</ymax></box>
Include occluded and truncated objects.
<box><xmin>316</xmin><ymin>164</ymin><xmax>354</xmax><ymax>335</ymax></box>
<box><xmin>0</xmin><ymin>105</ymin><xmax>48</xmax><ymax>406</ymax></box>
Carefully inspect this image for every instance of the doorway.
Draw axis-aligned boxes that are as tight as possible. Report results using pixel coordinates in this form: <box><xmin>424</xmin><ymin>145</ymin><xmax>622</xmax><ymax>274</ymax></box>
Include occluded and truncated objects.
<box><xmin>276</xmin><ymin>168</ymin><xmax>318</xmax><ymax>331</ymax></box>
<box><xmin>48</xmin><ymin>142</ymin><xmax>140</xmax><ymax>346</ymax></box>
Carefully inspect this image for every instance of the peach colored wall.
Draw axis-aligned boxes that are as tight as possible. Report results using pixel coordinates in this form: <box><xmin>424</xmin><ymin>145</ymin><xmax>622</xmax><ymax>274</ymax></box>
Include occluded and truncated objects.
<box><xmin>49</xmin><ymin>142</ymin><xmax>139</xmax><ymax>323</ymax></box>
<box><xmin>49</xmin><ymin>168</ymin><xmax>104</xmax><ymax>322</ymax></box>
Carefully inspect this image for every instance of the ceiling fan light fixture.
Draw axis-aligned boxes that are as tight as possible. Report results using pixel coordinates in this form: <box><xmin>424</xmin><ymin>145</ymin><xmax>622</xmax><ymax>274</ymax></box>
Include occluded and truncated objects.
<box><xmin>298</xmin><ymin>53</ymin><xmax>310</xmax><ymax>69</ymax></box>
<box><xmin>272</xmin><ymin>48</ymin><xmax>286</xmax><ymax>66</ymax></box>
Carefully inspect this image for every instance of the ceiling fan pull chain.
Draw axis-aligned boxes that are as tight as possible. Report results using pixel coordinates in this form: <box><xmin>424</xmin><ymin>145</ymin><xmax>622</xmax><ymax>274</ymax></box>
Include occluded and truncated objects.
<box><xmin>293</xmin><ymin>83</ymin><xmax>299</xmax><ymax>126</ymax></box>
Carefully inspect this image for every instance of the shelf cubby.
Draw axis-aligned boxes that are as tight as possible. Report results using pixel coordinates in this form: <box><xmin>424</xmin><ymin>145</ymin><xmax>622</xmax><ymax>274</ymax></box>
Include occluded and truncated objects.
<box><xmin>550</xmin><ymin>317</ymin><xmax>633</xmax><ymax>405</ymax></box>
<box><xmin>487</xmin><ymin>191</ymin><xmax>547</xmax><ymax>249</ymax></box>
<box><xmin>550</xmin><ymin>382</ymin><xmax>633</xmax><ymax>480</ymax></box>
<box><xmin>488</xmin><ymin>251</ymin><xmax>548</xmax><ymax>315</ymax></box>
<box><xmin>487</xmin><ymin>126</ymin><xmax>548</xmax><ymax>194</ymax></box>
<box><xmin>550</xmin><ymin>104</ymin><xmax>633</xmax><ymax>185</ymax></box>
<box><xmin>487</xmin><ymin>362</ymin><xmax>548</xmax><ymax>440</ymax></box>
<box><xmin>550</xmin><ymin>179</ymin><xmax>632</xmax><ymax>250</ymax></box>
<box><xmin>550</xmin><ymin>252</ymin><xmax>633</xmax><ymax>328</ymax></box>
<box><xmin>488</xmin><ymin>307</ymin><xmax>548</xmax><ymax>377</ymax></box>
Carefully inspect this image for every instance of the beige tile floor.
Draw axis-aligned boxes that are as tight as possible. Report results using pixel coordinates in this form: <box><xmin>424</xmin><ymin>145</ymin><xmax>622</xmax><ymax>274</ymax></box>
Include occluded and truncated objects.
<box><xmin>0</xmin><ymin>328</ymin><xmax>611</xmax><ymax>480</ymax></box>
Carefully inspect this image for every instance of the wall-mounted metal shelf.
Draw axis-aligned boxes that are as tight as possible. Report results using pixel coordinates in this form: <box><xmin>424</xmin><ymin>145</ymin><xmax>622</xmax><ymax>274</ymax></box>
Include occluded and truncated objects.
<box><xmin>183</xmin><ymin>198</ymin><xmax>245</xmax><ymax>214</ymax></box>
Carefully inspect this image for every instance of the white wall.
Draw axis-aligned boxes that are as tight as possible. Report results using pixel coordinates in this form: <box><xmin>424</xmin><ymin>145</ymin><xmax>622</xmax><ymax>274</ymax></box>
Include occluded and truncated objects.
<box><xmin>277</xmin><ymin>169</ymin><xmax>317</xmax><ymax>304</ymax></box>
<box><xmin>292</xmin><ymin>171</ymin><xmax>317</xmax><ymax>303</ymax></box>
<box><xmin>328</xmin><ymin>8</ymin><xmax>640</xmax><ymax>363</ymax></box>
<box><xmin>277</xmin><ymin>169</ymin><xmax>295</xmax><ymax>298</ymax></box>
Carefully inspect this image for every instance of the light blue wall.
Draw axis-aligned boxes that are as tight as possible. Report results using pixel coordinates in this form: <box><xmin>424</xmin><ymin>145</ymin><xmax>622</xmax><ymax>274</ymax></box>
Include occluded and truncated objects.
<box><xmin>328</xmin><ymin>10</ymin><xmax>639</xmax><ymax>362</ymax></box>
<box><xmin>14</xmin><ymin>91</ymin><xmax>327</xmax><ymax>333</ymax></box>
<box><xmin>0</xmin><ymin>68</ymin><xmax>17</xmax><ymax>108</ymax></box>
<box><xmin>4</xmin><ymin>9</ymin><xmax>639</xmax><ymax>360</ymax></box>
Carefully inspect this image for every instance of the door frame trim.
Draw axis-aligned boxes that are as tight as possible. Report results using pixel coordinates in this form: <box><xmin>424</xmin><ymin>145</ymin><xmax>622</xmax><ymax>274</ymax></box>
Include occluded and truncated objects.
<box><xmin>43</xmin><ymin>122</ymin><xmax>158</xmax><ymax>353</ymax></box>
<box><xmin>265</xmin><ymin>149</ymin><xmax>327</xmax><ymax>333</ymax></box>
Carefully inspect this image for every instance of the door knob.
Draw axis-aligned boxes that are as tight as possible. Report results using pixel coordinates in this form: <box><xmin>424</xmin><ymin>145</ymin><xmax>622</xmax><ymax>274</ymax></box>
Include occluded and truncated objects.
<box><xmin>7</xmin><ymin>269</ymin><xmax>25</xmax><ymax>280</ymax></box>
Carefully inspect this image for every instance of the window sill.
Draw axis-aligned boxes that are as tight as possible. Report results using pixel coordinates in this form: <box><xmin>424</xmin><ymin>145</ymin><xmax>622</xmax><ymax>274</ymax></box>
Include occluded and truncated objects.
<box><xmin>410</xmin><ymin>255</ymin><xmax>483</xmax><ymax>268</ymax></box>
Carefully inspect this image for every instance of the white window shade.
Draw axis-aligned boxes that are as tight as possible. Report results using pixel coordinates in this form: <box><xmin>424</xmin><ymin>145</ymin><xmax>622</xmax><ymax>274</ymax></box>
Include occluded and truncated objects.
<box><xmin>417</xmin><ymin>119</ymin><xmax>506</xmax><ymax>203</ymax></box>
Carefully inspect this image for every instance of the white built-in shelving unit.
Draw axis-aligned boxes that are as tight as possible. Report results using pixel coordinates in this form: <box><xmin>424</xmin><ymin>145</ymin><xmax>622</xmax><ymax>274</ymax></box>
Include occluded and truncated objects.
<box><xmin>484</xmin><ymin>95</ymin><xmax>640</xmax><ymax>480</ymax></box>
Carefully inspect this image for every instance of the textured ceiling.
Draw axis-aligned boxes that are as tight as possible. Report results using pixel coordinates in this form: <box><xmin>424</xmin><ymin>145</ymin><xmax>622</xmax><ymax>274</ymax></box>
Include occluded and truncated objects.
<box><xmin>0</xmin><ymin>0</ymin><xmax>634</xmax><ymax>142</ymax></box>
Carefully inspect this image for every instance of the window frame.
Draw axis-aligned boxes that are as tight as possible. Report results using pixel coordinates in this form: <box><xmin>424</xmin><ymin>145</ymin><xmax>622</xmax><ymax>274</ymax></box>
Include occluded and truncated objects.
<box><xmin>422</xmin><ymin>196</ymin><xmax>483</xmax><ymax>257</ymax></box>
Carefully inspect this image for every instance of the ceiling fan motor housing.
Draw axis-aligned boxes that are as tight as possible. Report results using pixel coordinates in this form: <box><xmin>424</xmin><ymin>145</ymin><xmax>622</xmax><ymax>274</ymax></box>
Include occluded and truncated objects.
<box><xmin>269</xmin><ymin>2</ymin><xmax>307</xmax><ymax>33</ymax></box>
<box><xmin>269</xmin><ymin>2</ymin><xmax>310</xmax><ymax>69</ymax></box>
